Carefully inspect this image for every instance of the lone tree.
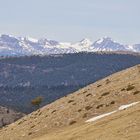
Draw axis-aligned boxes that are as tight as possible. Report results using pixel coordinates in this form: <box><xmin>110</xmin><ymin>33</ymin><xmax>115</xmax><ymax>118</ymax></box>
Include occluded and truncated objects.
<box><xmin>31</xmin><ymin>96</ymin><xmax>43</xmax><ymax>108</ymax></box>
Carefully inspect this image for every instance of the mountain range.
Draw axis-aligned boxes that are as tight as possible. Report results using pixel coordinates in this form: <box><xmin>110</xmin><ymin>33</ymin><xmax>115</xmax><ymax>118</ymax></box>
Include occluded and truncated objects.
<box><xmin>0</xmin><ymin>34</ymin><xmax>140</xmax><ymax>56</ymax></box>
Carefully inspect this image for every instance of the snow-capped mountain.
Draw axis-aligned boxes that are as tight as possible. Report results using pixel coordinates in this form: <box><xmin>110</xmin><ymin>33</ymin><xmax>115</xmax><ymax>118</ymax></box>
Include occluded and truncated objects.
<box><xmin>131</xmin><ymin>44</ymin><xmax>140</xmax><ymax>52</ymax></box>
<box><xmin>0</xmin><ymin>34</ymin><xmax>139</xmax><ymax>56</ymax></box>
<box><xmin>72</xmin><ymin>38</ymin><xmax>93</xmax><ymax>52</ymax></box>
<box><xmin>0</xmin><ymin>35</ymin><xmax>77</xmax><ymax>56</ymax></box>
<box><xmin>92</xmin><ymin>37</ymin><xmax>127</xmax><ymax>51</ymax></box>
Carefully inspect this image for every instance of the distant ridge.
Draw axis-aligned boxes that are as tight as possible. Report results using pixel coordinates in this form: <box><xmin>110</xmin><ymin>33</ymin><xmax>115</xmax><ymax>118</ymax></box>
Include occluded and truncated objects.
<box><xmin>0</xmin><ymin>34</ymin><xmax>140</xmax><ymax>56</ymax></box>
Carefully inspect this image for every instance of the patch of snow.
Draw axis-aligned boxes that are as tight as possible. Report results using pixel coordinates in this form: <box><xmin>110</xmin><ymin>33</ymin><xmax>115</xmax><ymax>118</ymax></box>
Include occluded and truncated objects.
<box><xmin>96</xmin><ymin>38</ymin><xmax>104</xmax><ymax>44</ymax></box>
<box><xmin>26</xmin><ymin>37</ymin><xmax>38</xmax><ymax>43</ymax></box>
<box><xmin>86</xmin><ymin>101</ymin><xmax>139</xmax><ymax>123</ymax></box>
<box><xmin>118</xmin><ymin>102</ymin><xmax>139</xmax><ymax>111</ymax></box>
<box><xmin>86</xmin><ymin>110</ymin><xmax>117</xmax><ymax>123</ymax></box>
<box><xmin>127</xmin><ymin>45</ymin><xmax>134</xmax><ymax>50</ymax></box>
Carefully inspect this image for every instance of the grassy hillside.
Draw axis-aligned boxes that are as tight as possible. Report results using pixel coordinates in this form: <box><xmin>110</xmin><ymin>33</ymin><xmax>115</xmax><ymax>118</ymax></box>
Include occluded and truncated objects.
<box><xmin>33</xmin><ymin>103</ymin><xmax>140</xmax><ymax>140</ymax></box>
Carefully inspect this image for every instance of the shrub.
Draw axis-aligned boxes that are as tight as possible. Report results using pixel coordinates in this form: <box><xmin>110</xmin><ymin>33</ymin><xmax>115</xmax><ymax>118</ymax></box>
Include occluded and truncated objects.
<box><xmin>97</xmin><ymin>84</ymin><xmax>102</xmax><ymax>87</ymax></box>
<box><xmin>126</xmin><ymin>85</ymin><xmax>135</xmax><ymax>91</ymax></box>
<box><xmin>106</xmin><ymin>79</ymin><xmax>111</xmax><ymax>84</ymax></box>
<box><xmin>31</xmin><ymin>96</ymin><xmax>43</xmax><ymax>108</ymax></box>
<box><xmin>133</xmin><ymin>91</ymin><xmax>140</xmax><ymax>95</ymax></box>
<box><xmin>85</xmin><ymin>106</ymin><xmax>92</xmax><ymax>110</ymax></box>
<box><xmin>83</xmin><ymin>91</ymin><xmax>87</xmax><ymax>94</ymax></box>
<box><xmin>72</xmin><ymin>103</ymin><xmax>76</xmax><ymax>105</ymax></box>
<box><xmin>30</xmin><ymin>125</ymin><xmax>35</xmax><ymax>128</ymax></box>
<box><xmin>86</xmin><ymin>93</ymin><xmax>92</xmax><ymax>97</ymax></box>
<box><xmin>101</xmin><ymin>92</ymin><xmax>110</xmax><ymax>96</ymax></box>
<box><xmin>28</xmin><ymin>132</ymin><xmax>32</xmax><ymax>135</ymax></box>
<box><xmin>68</xmin><ymin>100</ymin><xmax>74</xmax><ymax>103</ymax></box>
<box><xmin>110</xmin><ymin>101</ymin><xmax>115</xmax><ymax>105</ymax></box>
<box><xmin>38</xmin><ymin>112</ymin><xmax>42</xmax><ymax>116</ymax></box>
<box><xmin>51</xmin><ymin>110</ymin><xmax>56</xmax><ymax>114</ymax></box>
<box><xmin>78</xmin><ymin>109</ymin><xmax>82</xmax><ymax>112</ymax></box>
<box><xmin>83</xmin><ymin>113</ymin><xmax>88</xmax><ymax>118</ymax></box>
<box><xmin>96</xmin><ymin>104</ymin><xmax>104</xmax><ymax>109</ymax></box>
<box><xmin>69</xmin><ymin>120</ymin><xmax>76</xmax><ymax>125</ymax></box>
<box><xmin>121</xmin><ymin>88</ymin><xmax>125</xmax><ymax>91</ymax></box>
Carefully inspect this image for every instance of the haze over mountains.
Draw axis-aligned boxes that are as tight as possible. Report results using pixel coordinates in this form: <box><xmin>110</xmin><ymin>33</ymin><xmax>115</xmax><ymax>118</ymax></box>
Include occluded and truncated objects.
<box><xmin>0</xmin><ymin>34</ymin><xmax>140</xmax><ymax>56</ymax></box>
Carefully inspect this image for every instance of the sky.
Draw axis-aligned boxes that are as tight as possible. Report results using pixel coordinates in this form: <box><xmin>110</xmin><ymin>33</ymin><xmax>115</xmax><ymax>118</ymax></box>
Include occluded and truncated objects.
<box><xmin>0</xmin><ymin>0</ymin><xmax>139</xmax><ymax>44</ymax></box>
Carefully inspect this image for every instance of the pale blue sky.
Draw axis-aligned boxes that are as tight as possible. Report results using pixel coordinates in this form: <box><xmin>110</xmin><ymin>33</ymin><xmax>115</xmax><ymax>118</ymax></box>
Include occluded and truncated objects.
<box><xmin>0</xmin><ymin>0</ymin><xmax>139</xmax><ymax>44</ymax></box>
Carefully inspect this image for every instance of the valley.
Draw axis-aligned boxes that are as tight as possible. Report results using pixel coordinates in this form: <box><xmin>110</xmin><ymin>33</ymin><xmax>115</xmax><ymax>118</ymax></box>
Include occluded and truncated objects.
<box><xmin>0</xmin><ymin>52</ymin><xmax>140</xmax><ymax>113</ymax></box>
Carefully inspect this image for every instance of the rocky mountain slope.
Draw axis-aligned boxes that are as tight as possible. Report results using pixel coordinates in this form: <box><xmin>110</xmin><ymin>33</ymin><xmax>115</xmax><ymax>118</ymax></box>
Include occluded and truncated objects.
<box><xmin>0</xmin><ymin>64</ymin><xmax>140</xmax><ymax>140</ymax></box>
<box><xmin>0</xmin><ymin>52</ymin><xmax>140</xmax><ymax>113</ymax></box>
<box><xmin>0</xmin><ymin>106</ymin><xmax>24</xmax><ymax>128</ymax></box>
<box><xmin>0</xmin><ymin>34</ymin><xmax>140</xmax><ymax>56</ymax></box>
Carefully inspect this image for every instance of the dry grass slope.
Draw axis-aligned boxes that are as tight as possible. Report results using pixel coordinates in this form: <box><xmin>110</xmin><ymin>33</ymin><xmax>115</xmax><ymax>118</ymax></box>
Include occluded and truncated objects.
<box><xmin>0</xmin><ymin>64</ymin><xmax>140</xmax><ymax>140</ymax></box>
<box><xmin>33</xmin><ymin>103</ymin><xmax>140</xmax><ymax>140</ymax></box>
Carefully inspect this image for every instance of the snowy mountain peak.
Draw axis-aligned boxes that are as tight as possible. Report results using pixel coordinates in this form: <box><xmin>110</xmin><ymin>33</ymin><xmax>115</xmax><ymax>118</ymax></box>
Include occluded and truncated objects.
<box><xmin>0</xmin><ymin>34</ymin><xmax>16</xmax><ymax>38</ymax></box>
<box><xmin>79</xmin><ymin>38</ymin><xmax>92</xmax><ymax>46</ymax></box>
<box><xmin>95</xmin><ymin>37</ymin><xmax>114</xmax><ymax>44</ymax></box>
<box><xmin>92</xmin><ymin>37</ymin><xmax>126</xmax><ymax>51</ymax></box>
<box><xmin>23</xmin><ymin>37</ymin><xmax>38</xmax><ymax>43</ymax></box>
<box><xmin>0</xmin><ymin>34</ymin><xmax>19</xmax><ymax>42</ymax></box>
<box><xmin>71</xmin><ymin>38</ymin><xmax>93</xmax><ymax>52</ymax></box>
<box><xmin>132</xmin><ymin>44</ymin><xmax>140</xmax><ymax>52</ymax></box>
<box><xmin>77</xmin><ymin>38</ymin><xmax>93</xmax><ymax>47</ymax></box>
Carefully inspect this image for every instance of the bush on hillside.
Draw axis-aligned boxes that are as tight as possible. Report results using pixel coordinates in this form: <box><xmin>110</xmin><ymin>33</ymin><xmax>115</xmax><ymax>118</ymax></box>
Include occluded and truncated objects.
<box><xmin>31</xmin><ymin>96</ymin><xmax>43</xmax><ymax>108</ymax></box>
